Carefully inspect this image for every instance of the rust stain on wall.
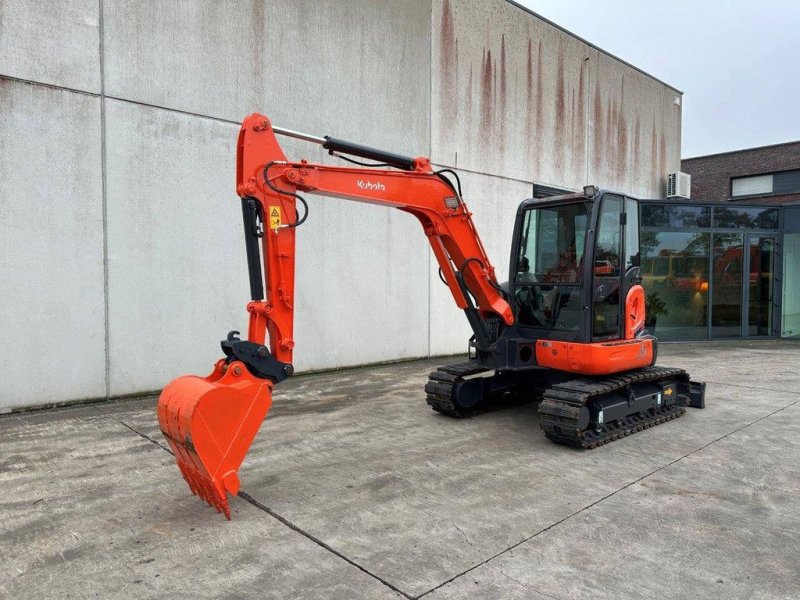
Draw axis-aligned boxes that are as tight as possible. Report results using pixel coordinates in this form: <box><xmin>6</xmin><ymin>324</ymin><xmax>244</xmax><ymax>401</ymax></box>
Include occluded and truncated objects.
<box><xmin>605</xmin><ymin>96</ymin><xmax>614</xmax><ymax>157</ymax></box>
<box><xmin>616</xmin><ymin>77</ymin><xmax>628</xmax><ymax>177</ymax></box>
<box><xmin>592</xmin><ymin>80</ymin><xmax>603</xmax><ymax>179</ymax></box>
<box><xmin>464</xmin><ymin>63</ymin><xmax>473</xmax><ymax>143</ymax></box>
<box><xmin>554</xmin><ymin>45</ymin><xmax>566</xmax><ymax>170</ymax></box>
<box><xmin>440</xmin><ymin>0</ymin><xmax>456</xmax><ymax>91</ymax></box>
<box><xmin>535</xmin><ymin>39</ymin><xmax>544</xmax><ymax>174</ymax></box>
<box><xmin>439</xmin><ymin>0</ymin><xmax>457</xmax><ymax>150</ymax></box>
<box><xmin>251</xmin><ymin>0</ymin><xmax>266</xmax><ymax>93</ymax></box>
<box><xmin>481</xmin><ymin>47</ymin><xmax>494</xmax><ymax>136</ymax></box>
<box><xmin>659</xmin><ymin>130</ymin><xmax>667</xmax><ymax>190</ymax></box>
<box><xmin>651</xmin><ymin>117</ymin><xmax>659</xmax><ymax>187</ymax></box>
<box><xmin>499</xmin><ymin>34</ymin><xmax>507</xmax><ymax>145</ymax></box>
<box><xmin>574</xmin><ymin>59</ymin><xmax>587</xmax><ymax>170</ymax></box>
<box><xmin>571</xmin><ymin>88</ymin><xmax>576</xmax><ymax>139</ymax></box>
<box><xmin>633</xmin><ymin>112</ymin><xmax>641</xmax><ymax>177</ymax></box>
<box><xmin>526</xmin><ymin>38</ymin><xmax>534</xmax><ymax>139</ymax></box>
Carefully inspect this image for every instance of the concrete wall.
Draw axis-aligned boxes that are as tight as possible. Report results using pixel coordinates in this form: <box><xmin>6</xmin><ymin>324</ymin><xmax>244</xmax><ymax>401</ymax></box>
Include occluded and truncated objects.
<box><xmin>0</xmin><ymin>0</ymin><xmax>682</xmax><ymax>410</ymax></box>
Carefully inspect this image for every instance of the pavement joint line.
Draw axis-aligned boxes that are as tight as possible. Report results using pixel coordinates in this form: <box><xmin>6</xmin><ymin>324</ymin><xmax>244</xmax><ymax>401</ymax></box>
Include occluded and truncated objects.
<box><xmin>415</xmin><ymin>397</ymin><xmax>800</xmax><ymax>599</ymax></box>
<box><xmin>237</xmin><ymin>491</ymin><xmax>412</xmax><ymax>599</ymax></box>
<box><xmin>96</xmin><ymin>407</ymin><xmax>174</xmax><ymax>455</ymax></box>
<box><xmin>96</xmin><ymin>408</ymin><xmax>413</xmax><ymax>599</ymax></box>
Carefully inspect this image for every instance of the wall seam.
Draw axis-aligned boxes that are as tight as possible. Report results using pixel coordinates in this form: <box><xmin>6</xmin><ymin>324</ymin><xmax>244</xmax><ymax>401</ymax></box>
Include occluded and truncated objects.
<box><xmin>0</xmin><ymin>74</ymin><xmax>99</xmax><ymax>97</ymax></box>
<box><xmin>98</xmin><ymin>0</ymin><xmax>110</xmax><ymax>400</ymax></box>
<box><xmin>0</xmin><ymin>75</ymin><xmax>243</xmax><ymax>126</ymax></box>
<box><xmin>0</xmin><ymin>73</ymin><xmax>579</xmax><ymax>194</ymax></box>
<box><xmin>433</xmin><ymin>162</ymin><xmax>567</xmax><ymax>189</ymax></box>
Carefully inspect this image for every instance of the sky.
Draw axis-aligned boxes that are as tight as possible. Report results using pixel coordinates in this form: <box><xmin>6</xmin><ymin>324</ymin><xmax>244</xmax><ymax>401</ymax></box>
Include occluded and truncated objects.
<box><xmin>517</xmin><ymin>0</ymin><xmax>800</xmax><ymax>158</ymax></box>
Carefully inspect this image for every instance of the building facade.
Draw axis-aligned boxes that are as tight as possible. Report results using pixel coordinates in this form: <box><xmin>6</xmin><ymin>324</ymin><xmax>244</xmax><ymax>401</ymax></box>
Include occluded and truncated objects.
<box><xmin>638</xmin><ymin>141</ymin><xmax>800</xmax><ymax>341</ymax></box>
<box><xmin>1</xmin><ymin>0</ymin><xmax>683</xmax><ymax>410</ymax></box>
<box><xmin>682</xmin><ymin>141</ymin><xmax>800</xmax><ymax>205</ymax></box>
<box><xmin>639</xmin><ymin>200</ymin><xmax>799</xmax><ymax>340</ymax></box>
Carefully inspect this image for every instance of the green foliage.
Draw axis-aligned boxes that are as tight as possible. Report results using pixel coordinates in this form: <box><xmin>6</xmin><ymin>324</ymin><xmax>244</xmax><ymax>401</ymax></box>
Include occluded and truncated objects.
<box><xmin>646</xmin><ymin>291</ymin><xmax>669</xmax><ymax>318</ymax></box>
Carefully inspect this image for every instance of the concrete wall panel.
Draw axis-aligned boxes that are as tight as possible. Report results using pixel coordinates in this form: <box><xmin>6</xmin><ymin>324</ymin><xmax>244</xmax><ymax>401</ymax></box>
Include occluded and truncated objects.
<box><xmin>429</xmin><ymin>170</ymin><xmax>531</xmax><ymax>355</ymax></box>
<box><xmin>0</xmin><ymin>0</ymin><xmax>100</xmax><ymax>92</ymax></box>
<box><xmin>104</xmin><ymin>101</ymin><xmax>430</xmax><ymax>394</ymax></box>
<box><xmin>432</xmin><ymin>0</ymin><xmax>590</xmax><ymax>188</ymax></box>
<box><xmin>432</xmin><ymin>0</ymin><xmax>682</xmax><ymax>199</ymax></box>
<box><xmin>293</xmin><ymin>197</ymin><xmax>430</xmax><ymax>372</ymax></box>
<box><xmin>104</xmin><ymin>101</ymin><xmax>245</xmax><ymax>395</ymax></box>
<box><xmin>2</xmin><ymin>0</ymin><xmax>683</xmax><ymax>408</ymax></box>
<box><xmin>103</xmin><ymin>0</ymin><xmax>431</xmax><ymax>155</ymax></box>
<box><xmin>0</xmin><ymin>80</ymin><xmax>104</xmax><ymax>409</ymax></box>
<box><xmin>587</xmin><ymin>49</ymin><xmax>682</xmax><ymax>198</ymax></box>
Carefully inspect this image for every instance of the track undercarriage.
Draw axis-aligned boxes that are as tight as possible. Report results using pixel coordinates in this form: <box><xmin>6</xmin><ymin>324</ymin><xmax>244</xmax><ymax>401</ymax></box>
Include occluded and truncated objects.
<box><xmin>425</xmin><ymin>361</ymin><xmax>705</xmax><ymax>448</ymax></box>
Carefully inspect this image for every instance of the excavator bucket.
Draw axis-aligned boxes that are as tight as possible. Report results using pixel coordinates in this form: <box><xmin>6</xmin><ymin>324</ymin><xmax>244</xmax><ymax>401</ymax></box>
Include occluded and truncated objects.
<box><xmin>157</xmin><ymin>360</ymin><xmax>273</xmax><ymax>519</ymax></box>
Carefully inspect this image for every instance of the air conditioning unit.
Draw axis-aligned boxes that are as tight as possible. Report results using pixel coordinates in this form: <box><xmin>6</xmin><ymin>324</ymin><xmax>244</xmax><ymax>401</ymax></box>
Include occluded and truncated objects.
<box><xmin>667</xmin><ymin>172</ymin><xmax>691</xmax><ymax>199</ymax></box>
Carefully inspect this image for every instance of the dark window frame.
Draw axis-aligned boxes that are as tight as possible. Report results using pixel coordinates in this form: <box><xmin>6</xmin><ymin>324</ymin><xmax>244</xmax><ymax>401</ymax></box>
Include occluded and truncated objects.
<box><xmin>639</xmin><ymin>200</ymin><xmax>784</xmax><ymax>341</ymax></box>
<box><xmin>729</xmin><ymin>168</ymin><xmax>800</xmax><ymax>199</ymax></box>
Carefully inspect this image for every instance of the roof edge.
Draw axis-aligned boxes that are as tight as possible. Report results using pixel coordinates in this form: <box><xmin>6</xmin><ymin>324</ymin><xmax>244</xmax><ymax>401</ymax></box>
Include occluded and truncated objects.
<box><xmin>505</xmin><ymin>0</ymin><xmax>683</xmax><ymax>94</ymax></box>
<box><xmin>683</xmin><ymin>139</ymin><xmax>800</xmax><ymax>162</ymax></box>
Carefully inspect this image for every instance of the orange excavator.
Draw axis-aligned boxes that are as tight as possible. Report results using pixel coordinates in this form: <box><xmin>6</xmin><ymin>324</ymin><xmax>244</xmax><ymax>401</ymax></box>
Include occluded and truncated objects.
<box><xmin>158</xmin><ymin>114</ymin><xmax>705</xmax><ymax>518</ymax></box>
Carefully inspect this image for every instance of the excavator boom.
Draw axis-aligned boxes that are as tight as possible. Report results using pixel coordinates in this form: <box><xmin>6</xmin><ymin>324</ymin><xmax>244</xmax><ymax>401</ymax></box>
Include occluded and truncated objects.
<box><xmin>158</xmin><ymin>114</ymin><xmax>512</xmax><ymax>517</ymax></box>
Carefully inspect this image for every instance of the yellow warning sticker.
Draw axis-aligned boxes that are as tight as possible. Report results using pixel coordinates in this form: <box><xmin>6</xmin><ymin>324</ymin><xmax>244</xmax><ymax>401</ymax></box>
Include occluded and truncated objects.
<box><xmin>269</xmin><ymin>206</ymin><xmax>281</xmax><ymax>229</ymax></box>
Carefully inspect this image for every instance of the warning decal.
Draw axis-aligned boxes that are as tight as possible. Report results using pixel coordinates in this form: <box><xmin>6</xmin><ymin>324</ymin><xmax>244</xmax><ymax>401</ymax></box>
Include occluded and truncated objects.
<box><xmin>269</xmin><ymin>206</ymin><xmax>281</xmax><ymax>229</ymax></box>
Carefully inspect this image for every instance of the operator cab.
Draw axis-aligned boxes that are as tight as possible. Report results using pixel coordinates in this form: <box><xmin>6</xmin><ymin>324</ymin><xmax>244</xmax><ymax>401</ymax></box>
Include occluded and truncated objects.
<box><xmin>509</xmin><ymin>188</ymin><xmax>641</xmax><ymax>344</ymax></box>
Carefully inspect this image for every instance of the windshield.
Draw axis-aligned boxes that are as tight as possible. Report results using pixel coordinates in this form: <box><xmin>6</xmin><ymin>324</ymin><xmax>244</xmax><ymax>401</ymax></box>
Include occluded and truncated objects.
<box><xmin>514</xmin><ymin>202</ymin><xmax>589</xmax><ymax>331</ymax></box>
<box><xmin>516</xmin><ymin>203</ymin><xmax>589</xmax><ymax>284</ymax></box>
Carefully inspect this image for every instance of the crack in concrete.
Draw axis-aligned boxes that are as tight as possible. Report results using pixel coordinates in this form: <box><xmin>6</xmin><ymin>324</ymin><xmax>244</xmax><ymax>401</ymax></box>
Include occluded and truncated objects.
<box><xmin>497</xmin><ymin>565</ymin><xmax>527</xmax><ymax>589</ymax></box>
<box><xmin>496</xmin><ymin>565</ymin><xmax>564</xmax><ymax>600</ymax></box>
<box><xmin>417</xmin><ymin>505</ymin><xmax>478</xmax><ymax>552</ymax></box>
<box><xmin>415</xmin><ymin>397</ymin><xmax>800</xmax><ymax>598</ymax></box>
<box><xmin>452</xmin><ymin>522</ymin><xmax>477</xmax><ymax>550</ymax></box>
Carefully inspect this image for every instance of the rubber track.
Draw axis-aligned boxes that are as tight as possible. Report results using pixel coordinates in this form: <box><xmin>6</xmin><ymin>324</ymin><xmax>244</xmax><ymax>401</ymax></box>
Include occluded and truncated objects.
<box><xmin>538</xmin><ymin>366</ymin><xmax>690</xmax><ymax>449</ymax></box>
<box><xmin>425</xmin><ymin>361</ymin><xmax>493</xmax><ymax>418</ymax></box>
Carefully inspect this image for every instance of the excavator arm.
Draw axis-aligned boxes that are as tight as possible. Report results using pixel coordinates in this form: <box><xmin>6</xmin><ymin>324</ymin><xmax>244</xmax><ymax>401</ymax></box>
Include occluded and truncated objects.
<box><xmin>158</xmin><ymin>114</ymin><xmax>512</xmax><ymax>518</ymax></box>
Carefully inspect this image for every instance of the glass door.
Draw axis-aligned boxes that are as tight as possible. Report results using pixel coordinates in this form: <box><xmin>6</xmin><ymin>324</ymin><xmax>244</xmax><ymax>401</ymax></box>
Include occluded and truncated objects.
<box><xmin>745</xmin><ymin>235</ymin><xmax>775</xmax><ymax>336</ymax></box>
<box><xmin>711</xmin><ymin>234</ymin><xmax>743</xmax><ymax>338</ymax></box>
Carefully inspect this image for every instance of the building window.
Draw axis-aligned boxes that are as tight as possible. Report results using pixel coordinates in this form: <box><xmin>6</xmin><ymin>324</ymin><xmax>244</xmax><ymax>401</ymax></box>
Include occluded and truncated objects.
<box><xmin>731</xmin><ymin>169</ymin><xmax>800</xmax><ymax>197</ymax></box>
<box><xmin>711</xmin><ymin>234</ymin><xmax>744</xmax><ymax>337</ymax></box>
<box><xmin>774</xmin><ymin>169</ymin><xmax>800</xmax><ymax>195</ymax></box>
<box><xmin>783</xmin><ymin>207</ymin><xmax>800</xmax><ymax>338</ymax></box>
<box><xmin>713</xmin><ymin>206</ymin><xmax>778</xmax><ymax>229</ymax></box>
<box><xmin>731</xmin><ymin>174</ymin><xmax>772</xmax><ymax>197</ymax></box>
<box><xmin>641</xmin><ymin>204</ymin><xmax>710</xmax><ymax>228</ymax></box>
<box><xmin>640</xmin><ymin>232</ymin><xmax>710</xmax><ymax>340</ymax></box>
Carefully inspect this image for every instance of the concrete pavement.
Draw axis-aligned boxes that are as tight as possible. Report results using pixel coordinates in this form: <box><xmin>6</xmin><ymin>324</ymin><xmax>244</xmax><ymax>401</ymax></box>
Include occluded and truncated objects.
<box><xmin>2</xmin><ymin>340</ymin><xmax>799</xmax><ymax>599</ymax></box>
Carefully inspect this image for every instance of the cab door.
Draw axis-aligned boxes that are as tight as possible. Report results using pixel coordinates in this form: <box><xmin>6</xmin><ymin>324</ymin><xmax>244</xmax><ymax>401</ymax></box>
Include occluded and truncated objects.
<box><xmin>592</xmin><ymin>195</ymin><xmax>623</xmax><ymax>340</ymax></box>
<box><xmin>591</xmin><ymin>195</ymin><xmax>640</xmax><ymax>340</ymax></box>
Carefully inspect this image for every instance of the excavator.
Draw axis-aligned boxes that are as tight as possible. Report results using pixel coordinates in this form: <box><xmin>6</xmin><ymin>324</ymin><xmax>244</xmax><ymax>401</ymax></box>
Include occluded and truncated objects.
<box><xmin>158</xmin><ymin>113</ymin><xmax>705</xmax><ymax>518</ymax></box>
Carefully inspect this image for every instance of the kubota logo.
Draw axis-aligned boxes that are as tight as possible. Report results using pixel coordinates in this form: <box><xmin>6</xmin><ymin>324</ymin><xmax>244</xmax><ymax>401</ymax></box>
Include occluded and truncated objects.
<box><xmin>357</xmin><ymin>179</ymin><xmax>385</xmax><ymax>191</ymax></box>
